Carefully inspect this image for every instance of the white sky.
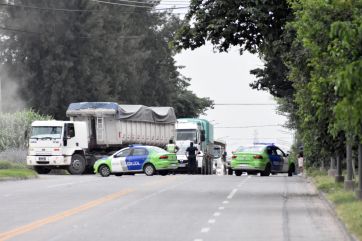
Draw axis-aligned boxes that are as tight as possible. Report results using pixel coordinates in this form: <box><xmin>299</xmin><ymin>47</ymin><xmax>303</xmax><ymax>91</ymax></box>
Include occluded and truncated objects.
<box><xmin>175</xmin><ymin>44</ymin><xmax>294</xmax><ymax>153</ymax></box>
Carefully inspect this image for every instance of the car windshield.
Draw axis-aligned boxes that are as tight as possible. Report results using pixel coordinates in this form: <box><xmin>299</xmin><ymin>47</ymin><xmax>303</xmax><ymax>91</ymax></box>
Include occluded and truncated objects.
<box><xmin>176</xmin><ymin>129</ymin><xmax>197</xmax><ymax>142</ymax></box>
<box><xmin>236</xmin><ymin>146</ymin><xmax>265</xmax><ymax>153</ymax></box>
<box><xmin>31</xmin><ymin>126</ymin><xmax>62</xmax><ymax>139</ymax></box>
<box><xmin>150</xmin><ymin>146</ymin><xmax>169</xmax><ymax>154</ymax></box>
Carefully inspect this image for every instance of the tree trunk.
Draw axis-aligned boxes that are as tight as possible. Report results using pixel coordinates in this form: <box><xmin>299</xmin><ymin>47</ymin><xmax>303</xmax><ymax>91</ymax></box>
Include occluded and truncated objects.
<box><xmin>356</xmin><ymin>143</ymin><xmax>362</xmax><ymax>199</ymax></box>
<box><xmin>335</xmin><ymin>154</ymin><xmax>344</xmax><ymax>183</ymax></box>
<box><xmin>344</xmin><ymin>143</ymin><xmax>354</xmax><ymax>190</ymax></box>
<box><xmin>328</xmin><ymin>156</ymin><xmax>336</xmax><ymax>177</ymax></box>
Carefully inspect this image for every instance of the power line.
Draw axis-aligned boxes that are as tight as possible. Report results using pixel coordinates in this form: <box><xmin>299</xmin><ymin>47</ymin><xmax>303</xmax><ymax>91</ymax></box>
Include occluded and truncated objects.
<box><xmin>0</xmin><ymin>2</ymin><xmax>188</xmax><ymax>13</ymax></box>
<box><xmin>214</xmin><ymin>103</ymin><xmax>276</xmax><ymax>106</ymax></box>
<box><xmin>0</xmin><ymin>26</ymin><xmax>143</xmax><ymax>39</ymax></box>
<box><xmin>214</xmin><ymin>124</ymin><xmax>282</xmax><ymax>129</ymax></box>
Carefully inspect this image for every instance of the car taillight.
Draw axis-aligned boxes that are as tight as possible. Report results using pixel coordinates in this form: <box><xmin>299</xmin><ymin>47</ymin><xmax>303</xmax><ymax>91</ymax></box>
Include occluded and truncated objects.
<box><xmin>232</xmin><ymin>155</ymin><xmax>237</xmax><ymax>159</ymax></box>
<box><xmin>54</xmin><ymin>148</ymin><xmax>60</xmax><ymax>151</ymax></box>
<box><xmin>159</xmin><ymin>155</ymin><xmax>168</xmax><ymax>159</ymax></box>
<box><xmin>253</xmin><ymin>155</ymin><xmax>263</xmax><ymax>159</ymax></box>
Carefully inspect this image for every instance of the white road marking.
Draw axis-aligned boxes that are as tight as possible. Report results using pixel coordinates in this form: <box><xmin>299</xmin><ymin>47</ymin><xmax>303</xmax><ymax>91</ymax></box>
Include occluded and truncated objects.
<box><xmin>222</xmin><ymin>200</ymin><xmax>229</xmax><ymax>204</ymax></box>
<box><xmin>227</xmin><ymin>188</ymin><xmax>238</xmax><ymax>199</ymax></box>
<box><xmin>194</xmin><ymin>239</ymin><xmax>203</xmax><ymax>241</ymax></box>
<box><xmin>218</xmin><ymin>206</ymin><xmax>225</xmax><ymax>210</ymax></box>
<box><xmin>213</xmin><ymin>212</ymin><xmax>221</xmax><ymax>217</ymax></box>
<box><xmin>208</xmin><ymin>219</ymin><xmax>216</xmax><ymax>224</ymax></box>
<box><xmin>3</xmin><ymin>194</ymin><xmax>11</xmax><ymax>197</ymax></box>
<box><xmin>201</xmin><ymin>228</ymin><xmax>210</xmax><ymax>233</ymax></box>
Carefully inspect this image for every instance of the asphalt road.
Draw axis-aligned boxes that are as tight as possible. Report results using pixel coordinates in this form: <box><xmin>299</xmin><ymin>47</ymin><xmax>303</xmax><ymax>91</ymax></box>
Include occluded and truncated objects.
<box><xmin>0</xmin><ymin>174</ymin><xmax>353</xmax><ymax>241</ymax></box>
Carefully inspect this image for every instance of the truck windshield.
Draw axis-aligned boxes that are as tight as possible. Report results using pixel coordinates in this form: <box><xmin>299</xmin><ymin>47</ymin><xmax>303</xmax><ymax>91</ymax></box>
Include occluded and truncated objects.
<box><xmin>176</xmin><ymin>129</ymin><xmax>197</xmax><ymax>142</ymax></box>
<box><xmin>31</xmin><ymin>126</ymin><xmax>62</xmax><ymax>139</ymax></box>
<box><xmin>213</xmin><ymin>147</ymin><xmax>221</xmax><ymax>158</ymax></box>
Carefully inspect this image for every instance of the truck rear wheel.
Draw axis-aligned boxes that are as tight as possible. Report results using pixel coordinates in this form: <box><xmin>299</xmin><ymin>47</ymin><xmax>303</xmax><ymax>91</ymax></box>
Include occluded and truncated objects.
<box><xmin>68</xmin><ymin>154</ymin><xmax>86</xmax><ymax>175</ymax></box>
<box><xmin>34</xmin><ymin>166</ymin><xmax>51</xmax><ymax>174</ymax></box>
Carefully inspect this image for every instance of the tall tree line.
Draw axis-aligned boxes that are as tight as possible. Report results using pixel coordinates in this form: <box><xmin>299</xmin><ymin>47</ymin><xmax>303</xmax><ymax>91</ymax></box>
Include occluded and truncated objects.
<box><xmin>0</xmin><ymin>0</ymin><xmax>213</xmax><ymax>119</ymax></box>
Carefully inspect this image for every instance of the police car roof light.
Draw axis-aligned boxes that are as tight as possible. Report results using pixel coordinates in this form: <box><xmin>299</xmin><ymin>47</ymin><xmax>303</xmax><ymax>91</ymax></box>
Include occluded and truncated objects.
<box><xmin>129</xmin><ymin>144</ymin><xmax>143</xmax><ymax>147</ymax></box>
<box><xmin>253</xmin><ymin>142</ymin><xmax>274</xmax><ymax>146</ymax></box>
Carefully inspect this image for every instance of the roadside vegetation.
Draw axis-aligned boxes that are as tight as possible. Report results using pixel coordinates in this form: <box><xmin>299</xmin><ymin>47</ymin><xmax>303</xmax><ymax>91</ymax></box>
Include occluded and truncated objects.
<box><xmin>308</xmin><ymin>169</ymin><xmax>362</xmax><ymax>240</ymax></box>
<box><xmin>0</xmin><ymin>160</ymin><xmax>37</xmax><ymax>180</ymax></box>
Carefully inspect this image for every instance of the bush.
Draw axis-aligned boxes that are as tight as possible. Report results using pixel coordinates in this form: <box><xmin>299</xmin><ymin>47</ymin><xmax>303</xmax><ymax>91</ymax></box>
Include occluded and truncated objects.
<box><xmin>0</xmin><ymin>160</ymin><xmax>27</xmax><ymax>169</ymax></box>
<box><xmin>0</xmin><ymin>110</ymin><xmax>51</xmax><ymax>151</ymax></box>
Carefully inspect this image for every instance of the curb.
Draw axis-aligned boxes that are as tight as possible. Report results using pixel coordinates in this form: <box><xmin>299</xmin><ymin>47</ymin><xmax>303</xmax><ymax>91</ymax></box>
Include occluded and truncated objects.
<box><xmin>306</xmin><ymin>176</ymin><xmax>360</xmax><ymax>241</ymax></box>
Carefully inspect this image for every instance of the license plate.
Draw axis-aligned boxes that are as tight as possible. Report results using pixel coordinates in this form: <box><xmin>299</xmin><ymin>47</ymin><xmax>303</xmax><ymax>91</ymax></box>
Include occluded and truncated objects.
<box><xmin>179</xmin><ymin>164</ymin><xmax>186</xmax><ymax>167</ymax></box>
<box><xmin>240</xmin><ymin>164</ymin><xmax>249</xmax><ymax>168</ymax></box>
<box><xmin>38</xmin><ymin>157</ymin><xmax>46</xmax><ymax>161</ymax></box>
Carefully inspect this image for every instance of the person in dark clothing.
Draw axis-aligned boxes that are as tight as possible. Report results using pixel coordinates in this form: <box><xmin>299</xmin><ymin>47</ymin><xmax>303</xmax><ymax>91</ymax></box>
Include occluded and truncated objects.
<box><xmin>186</xmin><ymin>142</ymin><xmax>198</xmax><ymax>174</ymax></box>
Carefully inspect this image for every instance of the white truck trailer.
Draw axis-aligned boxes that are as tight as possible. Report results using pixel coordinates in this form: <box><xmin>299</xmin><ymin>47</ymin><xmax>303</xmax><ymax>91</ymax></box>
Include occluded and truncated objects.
<box><xmin>27</xmin><ymin>102</ymin><xmax>176</xmax><ymax>174</ymax></box>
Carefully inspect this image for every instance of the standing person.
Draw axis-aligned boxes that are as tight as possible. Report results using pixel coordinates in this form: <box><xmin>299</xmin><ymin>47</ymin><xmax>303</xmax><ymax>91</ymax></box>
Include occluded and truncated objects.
<box><xmin>298</xmin><ymin>152</ymin><xmax>304</xmax><ymax>175</ymax></box>
<box><xmin>186</xmin><ymin>142</ymin><xmax>198</xmax><ymax>174</ymax></box>
<box><xmin>166</xmin><ymin>139</ymin><xmax>179</xmax><ymax>153</ymax></box>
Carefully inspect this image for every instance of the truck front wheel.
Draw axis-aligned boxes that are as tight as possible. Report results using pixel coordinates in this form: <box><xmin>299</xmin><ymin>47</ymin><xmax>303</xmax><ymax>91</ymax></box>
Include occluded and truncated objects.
<box><xmin>34</xmin><ymin>166</ymin><xmax>51</xmax><ymax>174</ymax></box>
<box><xmin>68</xmin><ymin>154</ymin><xmax>86</xmax><ymax>175</ymax></box>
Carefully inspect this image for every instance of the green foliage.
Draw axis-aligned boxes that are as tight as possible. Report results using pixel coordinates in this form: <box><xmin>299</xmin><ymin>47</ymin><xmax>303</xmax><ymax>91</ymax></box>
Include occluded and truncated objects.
<box><xmin>0</xmin><ymin>110</ymin><xmax>50</xmax><ymax>151</ymax></box>
<box><xmin>310</xmin><ymin>171</ymin><xmax>362</xmax><ymax>240</ymax></box>
<box><xmin>0</xmin><ymin>160</ymin><xmax>26</xmax><ymax>169</ymax></box>
<box><xmin>173</xmin><ymin>0</ymin><xmax>294</xmax><ymax>98</ymax></box>
<box><xmin>0</xmin><ymin>169</ymin><xmax>37</xmax><ymax>179</ymax></box>
<box><xmin>0</xmin><ymin>1</ymin><xmax>212</xmax><ymax>119</ymax></box>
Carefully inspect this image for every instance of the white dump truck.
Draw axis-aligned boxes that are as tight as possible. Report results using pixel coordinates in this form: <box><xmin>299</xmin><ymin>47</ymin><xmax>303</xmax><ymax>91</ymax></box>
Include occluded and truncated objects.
<box><xmin>27</xmin><ymin>102</ymin><xmax>176</xmax><ymax>174</ymax></box>
<box><xmin>175</xmin><ymin>118</ymin><xmax>214</xmax><ymax>174</ymax></box>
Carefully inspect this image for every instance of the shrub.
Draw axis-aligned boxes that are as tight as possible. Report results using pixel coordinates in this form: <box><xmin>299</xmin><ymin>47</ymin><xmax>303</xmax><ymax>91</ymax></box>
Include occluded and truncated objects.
<box><xmin>0</xmin><ymin>110</ymin><xmax>51</xmax><ymax>151</ymax></box>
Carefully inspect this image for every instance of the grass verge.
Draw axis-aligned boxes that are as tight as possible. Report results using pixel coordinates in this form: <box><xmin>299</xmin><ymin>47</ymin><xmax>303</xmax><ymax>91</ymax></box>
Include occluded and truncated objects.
<box><xmin>307</xmin><ymin>169</ymin><xmax>362</xmax><ymax>240</ymax></box>
<box><xmin>0</xmin><ymin>160</ymin><xmax>37</xmax><ymax>180</ymax></box>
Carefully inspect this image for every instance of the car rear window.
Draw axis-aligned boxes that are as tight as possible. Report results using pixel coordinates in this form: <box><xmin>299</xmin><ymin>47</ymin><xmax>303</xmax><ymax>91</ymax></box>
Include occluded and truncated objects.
<box><xmin>236</xmin><ymin>146</ymin><xmax>265</xmax><ymax>153</ymax></box>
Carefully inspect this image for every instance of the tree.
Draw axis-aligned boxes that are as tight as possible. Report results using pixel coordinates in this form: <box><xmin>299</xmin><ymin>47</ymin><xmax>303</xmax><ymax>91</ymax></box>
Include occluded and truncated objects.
<box><xmin>0</xmin><ymin>0</ymin><xmax>212</xmax><ymax>119</ymax></box>
<box><xmin>173</xmin><ymin>0</ymin><xmax>294</xmax><ymax>99</ymax></box>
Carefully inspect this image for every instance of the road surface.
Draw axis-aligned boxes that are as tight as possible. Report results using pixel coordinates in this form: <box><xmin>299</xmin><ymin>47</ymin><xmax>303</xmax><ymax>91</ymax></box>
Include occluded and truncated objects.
<box><xmin>0</xmin><ymin>174</ymin><xmax>352</xmax><ymax>241</ymax></box>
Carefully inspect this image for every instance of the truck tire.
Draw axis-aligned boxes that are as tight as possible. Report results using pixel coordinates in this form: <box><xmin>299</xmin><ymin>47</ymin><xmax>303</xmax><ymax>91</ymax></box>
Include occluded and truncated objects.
<box><xmin>144</xmin><ymin>164</ymin><xmax>156</xmax><ymax>176</ymax></box>
<box><xmin>159</xmin><ymin>170</ymin><xmax>169</xmax><ymax>176</ymax></box>
<box><xmin>34</xmin><ymin>166</ymin><xmax>51</xmax><ymax>174</ymax></box>
<box><xmin>68</xmin><ymin>154</ymin><xmax>86</xmax><ymax>175</ymax></box>
<box><xmin>99</xmin><ymin>165</ymin><xmax>111</xmax><ymax>177</ymax></box>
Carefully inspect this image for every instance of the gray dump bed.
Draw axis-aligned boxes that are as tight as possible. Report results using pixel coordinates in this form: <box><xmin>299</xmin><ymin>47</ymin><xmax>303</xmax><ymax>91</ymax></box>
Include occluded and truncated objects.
<box><xmin>66</xmin><ymin>102</ymin><xmax>176</xmax><ymax>147</ymax></box>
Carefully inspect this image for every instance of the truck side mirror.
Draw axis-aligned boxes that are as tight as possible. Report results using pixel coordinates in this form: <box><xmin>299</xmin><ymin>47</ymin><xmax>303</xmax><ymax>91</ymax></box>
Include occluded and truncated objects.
<box><xmin>63</xmin><ymin>124</ymin><xmax>68</xmax><ymax>146</ymax></box>
<box><xmin>200</xmin><ymin>130</ymin><xmax>205</xmax><ymax>142</ymax></box>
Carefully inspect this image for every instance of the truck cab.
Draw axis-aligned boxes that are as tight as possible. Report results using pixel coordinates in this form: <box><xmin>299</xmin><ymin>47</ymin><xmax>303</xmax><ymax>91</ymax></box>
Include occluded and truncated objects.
<box><xmin>175</xmin><ymin>119</ymin><xmax>214</xmax><ymax>174</ymax></box>
<box><xmin>27</xmin><ymin>120</ymin><xmax>89</xmax><ymax>174</ymax></box>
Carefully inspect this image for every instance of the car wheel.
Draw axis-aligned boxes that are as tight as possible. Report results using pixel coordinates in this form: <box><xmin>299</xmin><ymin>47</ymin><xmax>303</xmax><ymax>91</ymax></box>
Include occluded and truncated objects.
<box><xmin>261</xmin><ymin>163</ymin><xmax>271</xmax><ymax>176</ymax></box>
<box><xmin>235</xmin><ymin>170</ymin><xmax>242</xmax><ymax>176</ymax></box>
<box><xmin>68</xmin><ymin>154</ymin><xmax>86</xmax><ymax>175</ymax></box>
<box><xmin>288</xmin><ymin>163</ymin><xmax>295</xmax><ymax>177</ymax></box>
<box><xmin>34</xmin><ymin>166</ymin><xmax>51</xmax><ymax>174</ymax></box>
<box><xmin>144</xmin><ymin>164</ymin><xmax>156</xmax><ymax>176</ymax></box>
<box><xmin>99</xmin><ymin>165</ymin><xmax>111</xmax><ymax>177</ymax></box>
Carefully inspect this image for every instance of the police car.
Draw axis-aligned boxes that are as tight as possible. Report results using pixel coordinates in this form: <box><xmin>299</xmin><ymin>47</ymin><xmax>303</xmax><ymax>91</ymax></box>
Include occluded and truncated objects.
<box><xmin>94</xmin><ymin>145</ymin><xmax>178</xmax><ymax>177</ymax></box>
<box><xmin>231</xmin><ymin>143</ymin><xmax>295</xmax><ymax>176</ymax></box>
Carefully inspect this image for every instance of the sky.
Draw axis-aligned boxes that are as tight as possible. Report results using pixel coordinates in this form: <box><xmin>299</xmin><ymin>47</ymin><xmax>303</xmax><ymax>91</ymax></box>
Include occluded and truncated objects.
<box><xmin>175</xmin><ymin>45</ymin><xmax>294</xmax><ymax>153</ymax></box>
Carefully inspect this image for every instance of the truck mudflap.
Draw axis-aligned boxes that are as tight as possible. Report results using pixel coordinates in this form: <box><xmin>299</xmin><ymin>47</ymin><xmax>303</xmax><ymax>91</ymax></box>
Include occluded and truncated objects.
<box><xmin>27</xmin><ymin>156</ymin><xmax>71</xmax><ymax>166</ymax></box>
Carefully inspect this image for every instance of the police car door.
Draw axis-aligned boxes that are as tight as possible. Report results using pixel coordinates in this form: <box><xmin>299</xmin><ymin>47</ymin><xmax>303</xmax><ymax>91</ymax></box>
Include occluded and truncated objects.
<box><xmin>127</xmin><ymin>148</ymin><xmax>148</xmax><ymax>171</ymax></box>
<box><xmin>112</xmin><ymin>148</ymin><xmax>131</xmax><ymax>173</ymax></box>
<box><xmin>269</xmin><ymin>146</ymin><xmax>283</xmax><ymax>172</ymax></box>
